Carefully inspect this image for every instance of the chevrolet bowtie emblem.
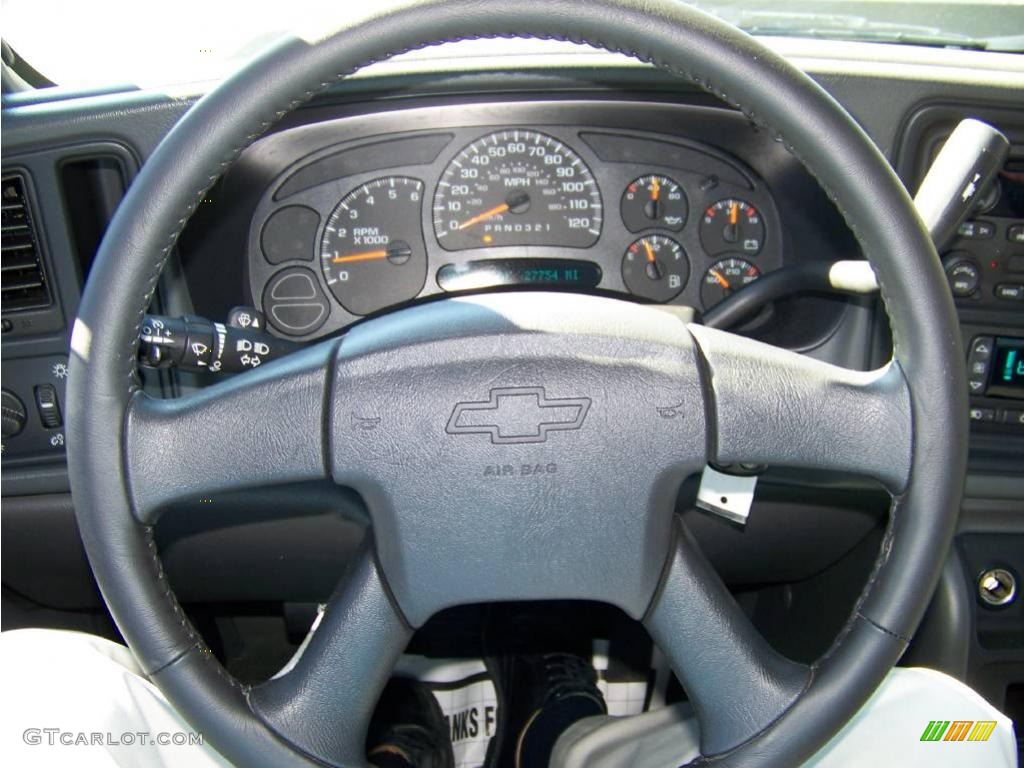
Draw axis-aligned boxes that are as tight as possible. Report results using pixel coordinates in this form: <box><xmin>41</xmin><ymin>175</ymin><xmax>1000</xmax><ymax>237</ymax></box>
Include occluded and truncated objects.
<box><xmin>446</xmin><ymin>387</ymin><xmax>591</xmax><ymax>444</ymax></box>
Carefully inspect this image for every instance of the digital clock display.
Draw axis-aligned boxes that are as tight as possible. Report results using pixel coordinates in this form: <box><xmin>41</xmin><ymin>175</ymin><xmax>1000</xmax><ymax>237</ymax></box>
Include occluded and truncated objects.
<box><xmin>437</xmin><ymin>259</ymin><xmax>602</xmax><ymax>293</ymax></box>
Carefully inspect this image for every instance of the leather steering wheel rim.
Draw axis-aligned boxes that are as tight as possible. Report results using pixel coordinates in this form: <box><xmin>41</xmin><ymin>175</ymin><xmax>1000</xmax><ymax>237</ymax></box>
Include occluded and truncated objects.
<box><xmin>66</xmin><ymin>1</ymin><xmax>967</xmax><ymax>766</ymax></box>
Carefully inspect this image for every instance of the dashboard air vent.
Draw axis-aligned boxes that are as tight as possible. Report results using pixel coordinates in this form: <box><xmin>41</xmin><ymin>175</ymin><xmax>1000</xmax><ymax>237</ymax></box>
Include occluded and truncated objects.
<box><xmin>1</xmin><ymin>174</ymin><xmax>52</xmax><ymax>312</ymax></box>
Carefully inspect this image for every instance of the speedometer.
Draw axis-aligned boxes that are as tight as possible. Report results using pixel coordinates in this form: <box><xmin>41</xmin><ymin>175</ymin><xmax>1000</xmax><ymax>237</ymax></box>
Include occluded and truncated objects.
<box><xmin>433</xmin><ymin>130</ymin><xmax>602</xmax><ymax>250</ymax></box>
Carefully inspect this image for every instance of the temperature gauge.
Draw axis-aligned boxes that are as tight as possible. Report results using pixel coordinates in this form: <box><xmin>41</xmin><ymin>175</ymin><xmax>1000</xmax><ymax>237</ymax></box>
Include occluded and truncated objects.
<box><xmin>620</xmin><ymin>174</ymin><xmax>687</xmax><ymax>232</ymax></box>
<box><xmin>700</xmin><ymin>198</ymin><xmax>765</xmax><ymax>256</ymax></box>
<box><xmin>622</xmin><ymin>235</ymin><xmax>689</xmax><ymax>302</ymax></box>
<box><xmin>701</xmin><ymin>257</ymin><xmax>761</xmax><ymax>309</ymax></box>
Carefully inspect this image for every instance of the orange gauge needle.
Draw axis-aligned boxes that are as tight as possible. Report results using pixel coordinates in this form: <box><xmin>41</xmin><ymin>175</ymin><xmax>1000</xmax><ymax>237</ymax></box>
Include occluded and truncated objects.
<box><xmin>650</xmin><ymin>176</ymin><xmax>661</xmax><ymax>201</ymax></box>
<box><xmin>642</xmin><ymin>239</ymin><xmax>656</xmax><ymax>263</ymax></box>
<box><xmin>729</xmin><ymin>202</ymin><xmax>739</xmax><ymax>225</ymax></box>
<box><xmin>710</xmin><ymin>269</ymin><xmax>731</xmax><ymax>290</ymax></box>
<box><xmin>457</xmin><ymin>202</ymin><xmax>510</xmax><ymax>231</ymax></box>
<box><xmin>332</xmin><ymin>249</ymin><xmax>388</xmax><ymax>264</ymax></box>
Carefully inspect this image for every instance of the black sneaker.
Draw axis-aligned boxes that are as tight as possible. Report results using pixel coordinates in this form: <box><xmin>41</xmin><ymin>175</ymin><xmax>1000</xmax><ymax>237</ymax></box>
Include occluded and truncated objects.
<box><xmin>367</xmin><ymin>677</ymin><xmax>455</xmax><ymax>768</ymax></box>
<box><xmin>483</xmin><ymin>608</ymin><xmax>607</xmax><ymax>768</ymax></box>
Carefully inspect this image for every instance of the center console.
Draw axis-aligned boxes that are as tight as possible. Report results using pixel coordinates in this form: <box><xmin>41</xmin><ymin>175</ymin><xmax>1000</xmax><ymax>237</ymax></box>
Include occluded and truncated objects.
<box><xmin>898</xmin><ymin>103</ymin><xmax>1024</xmax><ymax>745</ymax></box>
<box><xmin>899</xmin><ymin>103</ymin><xmax>1024</xmax><ymax>436</ymax></box>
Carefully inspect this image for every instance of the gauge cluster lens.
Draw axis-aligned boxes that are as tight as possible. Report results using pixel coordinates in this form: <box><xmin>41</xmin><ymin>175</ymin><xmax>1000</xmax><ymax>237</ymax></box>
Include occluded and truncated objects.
<box><xmin>433</xmin><ymin>130</ymin><xmax>602</xmax><ymax>250</ymax></box>
<box><xmin>320</xmin><ymin>176</ymin><xmax>427</xmax><ymax>316</ymax></box>
<box><xmin>621</xmin><ymin>235</ymin><xmax>689</xmax><ymax>302</ymax></box>
<box><xmin>701</xmin><ymin>257</ymin><xmax>761</xmax><ymax>309</ymax></box>
<box><xmin>620</xmin><ymin>174</ymin><xmax>687</xmax><ymax>232</ymax></box>
<box><xmin>254</xmin><ymin>127</ymin><xmax>782</xmax><ymax>336</ymax></box>
<box><xmin>700</xmin><ymin>198</ymin><xmax>765</xmax><ymax>256</ymax></box>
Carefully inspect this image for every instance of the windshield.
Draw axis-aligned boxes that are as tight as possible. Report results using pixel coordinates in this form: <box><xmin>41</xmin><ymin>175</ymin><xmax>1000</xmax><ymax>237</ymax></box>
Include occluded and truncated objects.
<box><xmin>2</xmin><ymin>0</ymin><xmax>1022</xmax><ymax>90</ymax></box>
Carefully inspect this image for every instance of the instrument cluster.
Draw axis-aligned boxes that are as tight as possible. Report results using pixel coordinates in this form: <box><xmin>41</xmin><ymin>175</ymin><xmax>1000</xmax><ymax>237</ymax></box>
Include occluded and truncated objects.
<box><xmin>247</xmin><ymin>116</ymin><xmax>784</xmax><ymax>340</ymax></box>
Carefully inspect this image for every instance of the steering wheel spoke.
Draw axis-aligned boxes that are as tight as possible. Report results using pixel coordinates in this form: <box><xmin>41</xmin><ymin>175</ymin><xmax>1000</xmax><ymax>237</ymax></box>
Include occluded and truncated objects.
<box><xmin>644</xmin><ymin>519</ymin><xmax>811</xmax><ymax>756</ymax></box>
<box><xmin>689</xmin><ymin>324</ymin><xmax>913</xmax><ymax>492</ymax></box>
<box><xmin>249</xmin><ymin>545</ymin><xmax>411</xmax><ymax>766</ymax></box>
<box><xmin>125</xmin><ymin>342</ymin><xmax>336</xmax><ymax>524</ymax></box>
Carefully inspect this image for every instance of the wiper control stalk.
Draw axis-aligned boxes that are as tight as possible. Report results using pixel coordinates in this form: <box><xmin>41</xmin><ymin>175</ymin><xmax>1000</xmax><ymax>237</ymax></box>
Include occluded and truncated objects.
<box><xmin>138</xmin><ymin>307</ymin><xmax>298</xmax><ymax>374</ymax></box>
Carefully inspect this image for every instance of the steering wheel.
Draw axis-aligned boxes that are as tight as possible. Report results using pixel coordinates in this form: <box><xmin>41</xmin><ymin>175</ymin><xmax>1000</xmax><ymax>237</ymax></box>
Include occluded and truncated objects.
<box><xmin>66</xmin><ymin>1</ymin><xmax>967</xmax><ymax>765</ymax></box>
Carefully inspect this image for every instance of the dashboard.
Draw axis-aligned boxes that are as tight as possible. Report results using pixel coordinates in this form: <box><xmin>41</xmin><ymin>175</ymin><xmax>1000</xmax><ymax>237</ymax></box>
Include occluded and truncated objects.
<box><xmin>1</xmin><ymin>38</ymin><xmax>1023</xmax><ymax>733</ymax></box>
<box><xmin>242</xmin><ymin>102</ymin><xmax>787</xmax><ymax>341</ymax></box>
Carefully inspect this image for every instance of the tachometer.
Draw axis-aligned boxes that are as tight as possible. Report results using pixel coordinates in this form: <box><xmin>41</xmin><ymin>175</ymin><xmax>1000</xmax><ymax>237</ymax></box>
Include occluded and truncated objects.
<box><xmin>320</xmin><ymin>176</ymin><xmax>426</xmax><ymax>316</ymax></box>
<box><xmin>433</xmin><ymin>130</ymin><xmax>602</xmax><ymax>250</ymax></box>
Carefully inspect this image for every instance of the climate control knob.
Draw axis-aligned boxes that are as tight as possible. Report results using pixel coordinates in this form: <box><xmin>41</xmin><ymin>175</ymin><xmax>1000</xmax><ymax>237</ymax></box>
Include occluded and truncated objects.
<box><xmin>1</xmin><ymin>389</ymin><xmax>27</xmax><ymax>439</ymax></box>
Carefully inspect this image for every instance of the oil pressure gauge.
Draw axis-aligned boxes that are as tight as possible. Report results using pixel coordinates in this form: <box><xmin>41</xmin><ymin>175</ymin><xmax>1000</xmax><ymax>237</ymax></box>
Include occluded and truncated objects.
<box><xmin>620</xmin><ymin>174</ymin><xmax>687</xmax><ymax>232</ymax></box>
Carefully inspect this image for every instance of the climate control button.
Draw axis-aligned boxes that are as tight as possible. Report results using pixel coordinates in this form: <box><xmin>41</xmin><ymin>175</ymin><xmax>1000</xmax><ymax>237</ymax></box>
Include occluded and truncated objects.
<box><xmin>994</xmin><ymin>283</ymin><xmax>1024</xmax><ymax>301</ymax></box>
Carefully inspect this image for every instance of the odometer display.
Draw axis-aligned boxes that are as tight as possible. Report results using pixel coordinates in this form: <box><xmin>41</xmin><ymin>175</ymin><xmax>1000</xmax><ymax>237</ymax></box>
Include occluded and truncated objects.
<box><xmin>433</xmin><ymin>130</ymin><xmax>602</xmax><ymax>250</ymax></box>
<box><xmin>436</xmin><ymin>258</ymin><xmax>602</xmax><ymax>292</ymax></box>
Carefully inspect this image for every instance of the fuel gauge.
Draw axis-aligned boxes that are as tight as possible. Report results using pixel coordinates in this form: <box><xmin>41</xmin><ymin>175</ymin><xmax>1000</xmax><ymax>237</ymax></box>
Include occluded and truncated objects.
<box><xmin>622</xmin><ymin>235</ymin><xmax>689</xmax><ymax>302</ymax></box>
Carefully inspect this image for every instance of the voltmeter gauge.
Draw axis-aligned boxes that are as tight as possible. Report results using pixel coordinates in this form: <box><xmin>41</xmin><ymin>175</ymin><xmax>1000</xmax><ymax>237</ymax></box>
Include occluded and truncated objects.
<box><xmin>621</xmin><ymin>235</ymin><xmax>689</xmax><ymax>302</ymax></box>
<box><xmin>701</xmin><ymin>257</ymin><xmax>761</xmax><ymax>309</ymax></box>
<box><xmin>320</xmin><ymin>176</ymin><xmax>426</xmax><ymax>316</ymax></box>
<box><xmin>700</xmin><ymin>198</ymin><xmax>765</xmax><ymax>256</ymax></box>
<box><xmin>620</xmin><ymin>174</ymin><xmax>687</xmax><ymax>232</ymax></box>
